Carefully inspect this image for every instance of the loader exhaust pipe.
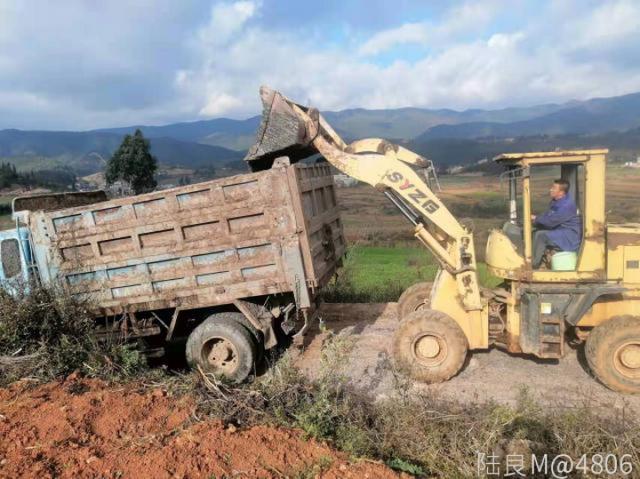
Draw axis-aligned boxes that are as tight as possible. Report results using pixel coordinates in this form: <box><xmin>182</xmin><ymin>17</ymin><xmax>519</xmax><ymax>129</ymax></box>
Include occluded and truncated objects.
<box><xmin>244</xmin><ymin>86</ymin><xmax>320</xmax><ymax>171</ymax></box>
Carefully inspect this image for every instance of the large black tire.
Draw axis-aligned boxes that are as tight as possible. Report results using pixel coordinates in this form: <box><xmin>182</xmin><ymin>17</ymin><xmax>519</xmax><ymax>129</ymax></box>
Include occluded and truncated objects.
<box><xmin>585</xmin><ymin>316</ymin><xmax>640</xmax><ymax>394</ymax></box>
<box><xmin>392</xmin><ymin>309</ymin><xmax>468</xmax><ymax>383</ymax></box>
<box><xmin>186</xmin><ymin>313</ymin><xmax>257</xmax><ymax>383</ymax></box>
<box><xmin>397</xmin><ymin>282</ymin><xmax>433</xmax><ymax>320</ymax></box>
<box><xmin>233</xmin><ymin>312</ymin><xmax>265</xmax><ymax>363</ymax></box>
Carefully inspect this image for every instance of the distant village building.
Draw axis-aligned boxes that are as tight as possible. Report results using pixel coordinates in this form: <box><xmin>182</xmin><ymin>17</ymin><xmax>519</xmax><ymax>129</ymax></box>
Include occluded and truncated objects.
<box><xmin>74</xmin><ymin>179</ymin><xmax>95</xmax><ymax>192</ymax></box>
<box><xmin>623</xmin><ymin>156</ymin><xmax>640</xmax><ymax>168</ymax></box>
<box><xmin>107</xmin><ymin>180</ymin><xmax>133</xmax><ymax>197</ymax></box>
<box><xmin>333</xmin><ymin>174</ymin><xmax>358</xmax><ymax>187</ymax></box>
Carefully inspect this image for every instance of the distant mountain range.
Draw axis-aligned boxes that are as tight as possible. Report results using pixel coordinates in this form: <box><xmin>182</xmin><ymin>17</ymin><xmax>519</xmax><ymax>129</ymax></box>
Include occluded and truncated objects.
<box><xmin>0</xmin><ymin>91</ymin><xmax>638</xmax><ymax>176</ymax></box>
<box><xmin>0</xmin><ymin>129</ymin><xmax>243</xmax><ymax>175</ymax></box>
<box><xmin>95</xmin><ymin>116</ymin><xmax>262</xmax><ymax>152</ymax></box>
<box><xmin>93</xmin><ymin>100</ymin><xmax>572</xmax><ymax>150</ymax></box>
<box><xmin>415</xmin><ymin>92</ymin><xmax>640</xmax><ymax>141</ymax></box>
<box><xmin>408</xmin><ymin>128</ymin><xmax>640</xmax><ymax>170</ymax></box>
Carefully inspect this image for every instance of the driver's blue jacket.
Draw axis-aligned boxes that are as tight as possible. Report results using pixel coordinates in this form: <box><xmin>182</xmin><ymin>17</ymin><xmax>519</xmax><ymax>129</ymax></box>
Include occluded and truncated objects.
<box><xmin>534</xmin><ymin>195</ymin><xmax>582</xmax><ymax>251</ymax></box>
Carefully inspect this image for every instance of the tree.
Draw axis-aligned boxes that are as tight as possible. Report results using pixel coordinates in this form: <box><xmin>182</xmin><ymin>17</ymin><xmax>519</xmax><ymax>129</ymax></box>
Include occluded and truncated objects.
<box><xmin>105</xmin><ymin>129</ymin><xmax>158</xmax><ymax>194</ymax></box>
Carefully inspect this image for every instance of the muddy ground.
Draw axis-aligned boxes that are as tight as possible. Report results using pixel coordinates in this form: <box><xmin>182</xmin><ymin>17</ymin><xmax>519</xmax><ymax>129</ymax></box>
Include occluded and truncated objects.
<box><xmin>298</xmin><ymin>303</ymin><xmax>640</xmax><ymax>413</ymax></box>
<box><xmin>0</xmin><ymin>377</ymin><xmax>402</xmax><ymax>479</ymax></box>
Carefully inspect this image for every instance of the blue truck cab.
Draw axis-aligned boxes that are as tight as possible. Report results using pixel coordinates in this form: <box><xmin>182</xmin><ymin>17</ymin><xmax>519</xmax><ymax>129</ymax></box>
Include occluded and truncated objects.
<box><xmin>0</xmin><ymin>191</ymin><xmax>109</xmax><ymax>292</ymax></box>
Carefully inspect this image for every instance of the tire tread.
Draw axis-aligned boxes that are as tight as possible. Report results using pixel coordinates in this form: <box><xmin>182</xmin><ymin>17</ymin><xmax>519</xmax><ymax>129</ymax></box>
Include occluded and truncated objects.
<box><xmin>585</xmin><ymin>315</ymin><xmax>640</xmax><ymax>394</ymax></box>
<box><xmin>397</xmin><ymin>282</ymin><xmax>433</xmax><ymax>320</ymax></box>
<box><xmin>393</xmin><ymin>308</ymin><xmax>468</xmax><ymax>383</ymax></box>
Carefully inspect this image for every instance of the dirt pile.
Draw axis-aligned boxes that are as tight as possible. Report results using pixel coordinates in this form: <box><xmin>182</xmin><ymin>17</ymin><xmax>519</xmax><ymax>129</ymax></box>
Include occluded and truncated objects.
<box><xmin>0</xmin><ymin>377</ymin><xmax>401</xmax><ymax>479</ymax></box>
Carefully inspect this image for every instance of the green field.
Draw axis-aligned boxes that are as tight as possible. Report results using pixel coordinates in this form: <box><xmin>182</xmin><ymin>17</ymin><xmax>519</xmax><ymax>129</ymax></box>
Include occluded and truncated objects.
<box><xmin>322</xmin><ymin>245</ymin><xmax>501</xmax><ymax>302</ymax></box>
<box><xmin>0</xmin><ymin>196</ymin><xmax>14</xmax><ymax>231</ymax></box>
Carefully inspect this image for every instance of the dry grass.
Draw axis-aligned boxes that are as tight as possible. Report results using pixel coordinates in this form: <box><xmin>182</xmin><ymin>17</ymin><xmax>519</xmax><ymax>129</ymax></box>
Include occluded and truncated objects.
<box><xmin>0</xmin><ymin>283</ymin><xmax>146</xmax><ymax>385</ymax></box>
<box><xmin>191</xmin><ymin>336</ymin><xmax>640</xmax><ymax>477</ymax></box>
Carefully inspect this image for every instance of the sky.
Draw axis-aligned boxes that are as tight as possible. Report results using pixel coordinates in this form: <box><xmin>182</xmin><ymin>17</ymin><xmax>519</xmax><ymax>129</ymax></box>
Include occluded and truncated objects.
<box><xmin>0</xmin><ymin>0</ymin><xmax>639</xmax><ymax>130</ymax></box>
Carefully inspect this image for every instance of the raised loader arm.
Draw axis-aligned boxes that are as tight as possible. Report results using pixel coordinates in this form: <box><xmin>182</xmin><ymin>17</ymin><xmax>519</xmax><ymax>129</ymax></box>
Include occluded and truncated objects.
<box><xmin>245</xmin><ymin>86</ymin><xmax>482</xmax><ymax>312</ymax></box>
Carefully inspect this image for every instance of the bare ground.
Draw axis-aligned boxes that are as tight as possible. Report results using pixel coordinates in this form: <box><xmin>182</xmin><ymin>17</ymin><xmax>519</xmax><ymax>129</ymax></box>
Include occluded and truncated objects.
<box><xmin>0</xmin><ymin>376</ymin><xmax>402</xmax><ymax>479</ymax></box>
<box><xmin>296</xmin><ymin>303</ymin><xmax>640</xmax><ymax>413</ymax></box>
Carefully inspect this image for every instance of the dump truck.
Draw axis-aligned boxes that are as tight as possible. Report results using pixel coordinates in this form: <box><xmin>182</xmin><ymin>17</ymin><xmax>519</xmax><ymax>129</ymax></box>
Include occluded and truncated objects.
<box><xmin>0</xmin><ymin>160</ymin><xmax>345</xmax><ymax>382</ymax></box>
<box><xmin>244</xmin><ymin>86</ymin><xmax>640</xmax><ymax>394</ymax></box>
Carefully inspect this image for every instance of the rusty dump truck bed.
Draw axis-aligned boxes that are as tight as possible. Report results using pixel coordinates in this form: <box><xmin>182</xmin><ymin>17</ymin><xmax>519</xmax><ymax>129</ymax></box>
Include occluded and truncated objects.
<box><xmin>26</xmin><ymin>162</ymin><xmax>344</xmax><ymax>315</ymax></box>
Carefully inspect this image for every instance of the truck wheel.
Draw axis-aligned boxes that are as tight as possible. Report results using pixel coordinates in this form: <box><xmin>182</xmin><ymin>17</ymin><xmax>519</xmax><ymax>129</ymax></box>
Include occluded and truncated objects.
<box><xmin>585</xmin><ymin>315</ymin><xmax>640</xmax><ymax>394</ymax></box>
<box><xmin>186</xmin><ymin>313</ymin><xmax>257</xmax><ymax>383</ymax></box>
<box><xmin>392</xmin><ymin>309</ymin><xmax>468</xmax><ymax>383</ymax></box>
<box><xmin>397</xmin><ymin>282</ymin><xmax>433</xmax><ymax>320</ymax></box>
<box><xmin>233</xmin><ymin>313</ymin><xmax>265</xmax><ymax>363</ymax></box>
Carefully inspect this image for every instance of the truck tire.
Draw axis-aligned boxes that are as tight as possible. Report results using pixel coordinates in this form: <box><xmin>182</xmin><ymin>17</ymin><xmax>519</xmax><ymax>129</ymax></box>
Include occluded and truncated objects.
<box><xmin>392</xmin><ymin>309</ymin><xmax>468</xmax><ymax>383</ymax></box>
<box><xmin>397</xmin><ymin>282</ymin><xmax>433</xmax><ymax>320</ymax></box>
<box><xmin>233</xmin><ymin>313</ymin><xmax>265</xmax><ymax>363</ymax></box>
<box><xmin>585</xmin><ymin>315</ymin><xmax>640</xmax><ymax>394</ymax></box>
<box><xmin>186</xmin><ymin>313</ymin><xmax>257</xmax><ymax>383</ymax></box>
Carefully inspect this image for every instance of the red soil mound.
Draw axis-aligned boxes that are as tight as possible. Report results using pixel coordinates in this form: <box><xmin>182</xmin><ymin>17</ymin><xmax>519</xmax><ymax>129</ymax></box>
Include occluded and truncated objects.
<box><xmin>0</xmin><ymin>377</ymin><xmax>401</xmax><ymax>478</ymax></box>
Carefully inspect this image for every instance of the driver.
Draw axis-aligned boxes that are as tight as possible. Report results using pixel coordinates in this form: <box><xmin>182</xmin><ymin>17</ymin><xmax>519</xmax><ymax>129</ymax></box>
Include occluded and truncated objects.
<box><xmin>531</xmin><ymin>179</ymin><xmax>582</xmax><ymax>268</ymax></box>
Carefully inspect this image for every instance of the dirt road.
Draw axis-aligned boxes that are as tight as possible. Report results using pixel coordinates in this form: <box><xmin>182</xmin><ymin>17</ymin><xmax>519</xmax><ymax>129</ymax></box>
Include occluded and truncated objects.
<box><xmin>297</xmin><ymin>303</ymin><xmax>640</xmax><ymax>413</ymax></box>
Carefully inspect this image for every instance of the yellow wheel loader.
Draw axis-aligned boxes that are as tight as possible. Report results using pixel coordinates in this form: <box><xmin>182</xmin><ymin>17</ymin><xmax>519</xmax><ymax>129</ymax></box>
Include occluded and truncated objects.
<box><xmin>245</xmin><ymin>86</ymin><xmax>640</xmax><ymax>394</ymax></box>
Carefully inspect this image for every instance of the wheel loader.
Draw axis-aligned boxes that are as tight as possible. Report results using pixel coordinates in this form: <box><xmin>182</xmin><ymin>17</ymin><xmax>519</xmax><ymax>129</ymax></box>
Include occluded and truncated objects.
<box><xmin>245</xmin><ymin>86</ymin><xmax>640</xmax><ymax>394</ymax></box>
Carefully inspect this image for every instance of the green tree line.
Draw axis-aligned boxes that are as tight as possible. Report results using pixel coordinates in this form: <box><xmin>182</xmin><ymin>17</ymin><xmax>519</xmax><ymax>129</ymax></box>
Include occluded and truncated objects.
<box><xmin>0</xmin><ymin>162</ymin><xmax>76</xmax><ymax>190</ymax></box>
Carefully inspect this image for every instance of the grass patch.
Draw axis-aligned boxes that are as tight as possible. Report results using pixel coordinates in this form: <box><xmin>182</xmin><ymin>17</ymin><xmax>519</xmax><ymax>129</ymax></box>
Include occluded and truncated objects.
<box><xmin>0</xmin><ymin>195</ymin><xmax>14</xmax><ymax>230</ymax></box>
<box><xmin>0</xmin><ymin>214</ymin><xmax>14</xmax><ymax>231</ymax></box>
<box><xmin>322</xmin><ymin>245</ymin><xmax>501</xmax><ymax>302</ymax></box>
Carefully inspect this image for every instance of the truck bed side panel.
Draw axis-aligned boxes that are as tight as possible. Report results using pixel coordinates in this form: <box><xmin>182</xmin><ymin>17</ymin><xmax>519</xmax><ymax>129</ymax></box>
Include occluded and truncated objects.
<box><xmin>29</xmin><ymin>168</ymin><xmax>309</xmax><ymax>315</ymax></box>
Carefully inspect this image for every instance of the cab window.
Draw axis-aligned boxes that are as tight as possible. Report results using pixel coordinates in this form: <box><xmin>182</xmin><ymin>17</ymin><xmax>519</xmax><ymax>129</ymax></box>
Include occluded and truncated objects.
<box><xmin>530</xmin><ymin>164</ymin><xmax>584</xmax><ymax>215</ymax></box>
<box><xmin>1</xmin><ymin>239</ymin><xmax>22</xmax><ymax>279</ymax></box>
<box><xmin>529</xmin><ymin>163</ymin><xmax>585</xmax><ymax>270</ymax></box>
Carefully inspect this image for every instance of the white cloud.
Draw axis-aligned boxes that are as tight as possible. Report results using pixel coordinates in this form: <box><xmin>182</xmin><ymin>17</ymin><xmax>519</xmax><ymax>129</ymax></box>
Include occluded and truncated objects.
<box><xmin>358</xmin><ymin>0</ymin><xmax>503</xmax><ymax>56</ymax></box>
<box><xmin>487</xmin><ymin>32</ymin><xmax>524</xmax><ymax>49</ymax></box>
<box><xmin>179</xmin><ymin>0</ymin><xmax>640</xmax><ymax>119</ymax></box>
<box><xmin>199</xmin><ymin>93</ymin><xmax>242</xmax><ymax>116</ymax></box>
<box><xmin>358</xmin><ymin>22</ymin><xmax>429</xmax><ymax>56</ymax></box>
<box><xmin>572</xmin><ymin>0</ymin><xmax>640</xmax><ymax>47</ymax></box>
<box><xmin>1</xmin><ymin>0</ymin><xmax>640</xmax><ymax>129</ymax></box>
<box><xmin>438</xmin><ymin>1</ymin><xmax>500</xmax><ymax>39</ymax></box>
<box><xmin>197</xmin><ymin>0</ymin><xmax>260</xmax><ymax>46</ymax></box>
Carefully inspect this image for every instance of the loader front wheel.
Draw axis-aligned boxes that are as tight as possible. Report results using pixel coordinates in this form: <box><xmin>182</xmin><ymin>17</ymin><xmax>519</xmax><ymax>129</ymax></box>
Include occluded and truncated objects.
<box><xmin>586</xmin><ymin>315</ymin><xmax>640</xmax><ymax>394</ymax></box>
<box><xmin>186</xmin><ymin>313</ymin><xmax>257</xmax><ymax>383</ymax></box>
<box><xmin>392</xmin><ymin>309</ymin><xmax>468</xmax><ymax>383</ymax></box>
<box><xmin>397</xmin><ymin>282</ymin><xmax>433</xmax><ymax>320</ymax></box>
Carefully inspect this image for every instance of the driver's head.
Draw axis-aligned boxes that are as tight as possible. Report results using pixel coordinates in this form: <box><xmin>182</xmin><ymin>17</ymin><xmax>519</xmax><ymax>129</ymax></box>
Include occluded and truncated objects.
<box><xmin>550</xmin><ymin>179</ymin><xmax>569</xmax><ymax>200</ymax></box>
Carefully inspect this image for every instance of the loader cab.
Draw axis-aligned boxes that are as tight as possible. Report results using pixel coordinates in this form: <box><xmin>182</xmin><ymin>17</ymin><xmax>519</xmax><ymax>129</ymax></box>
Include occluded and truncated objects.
<box><xmin>485</xmin><ymin>149</ymin><xmax>607</xmax><ymax>282</ymax></box>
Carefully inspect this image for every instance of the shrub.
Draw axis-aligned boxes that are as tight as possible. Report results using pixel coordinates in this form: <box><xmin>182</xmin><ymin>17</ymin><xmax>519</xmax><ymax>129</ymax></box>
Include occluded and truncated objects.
<box><xmin>0</xmin><ymin>283</ymin><xmax>146</xmax><ymax>384</ymax></box>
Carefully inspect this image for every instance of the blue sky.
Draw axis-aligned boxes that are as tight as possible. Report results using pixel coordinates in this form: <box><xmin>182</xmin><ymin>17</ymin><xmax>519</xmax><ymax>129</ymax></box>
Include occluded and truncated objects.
<box><xmin>0</xmin><ymin>0</ymin><xmax>639</xmax><ymax>129</ymax></box>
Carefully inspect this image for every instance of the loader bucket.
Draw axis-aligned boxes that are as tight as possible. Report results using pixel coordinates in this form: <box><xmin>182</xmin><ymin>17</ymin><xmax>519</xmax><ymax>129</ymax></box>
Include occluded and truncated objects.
<box><xmin>244</xmin><ymin>86</ymin><xmax>318</xmax><ymax>171</ymax></box>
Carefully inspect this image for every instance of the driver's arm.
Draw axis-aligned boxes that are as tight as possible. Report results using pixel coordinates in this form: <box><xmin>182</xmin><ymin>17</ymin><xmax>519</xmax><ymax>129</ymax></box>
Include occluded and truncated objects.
<box><xmin>534</xmin><ymin>206</ymin><xmax>573</xmax><ymax>229</ymax></box>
